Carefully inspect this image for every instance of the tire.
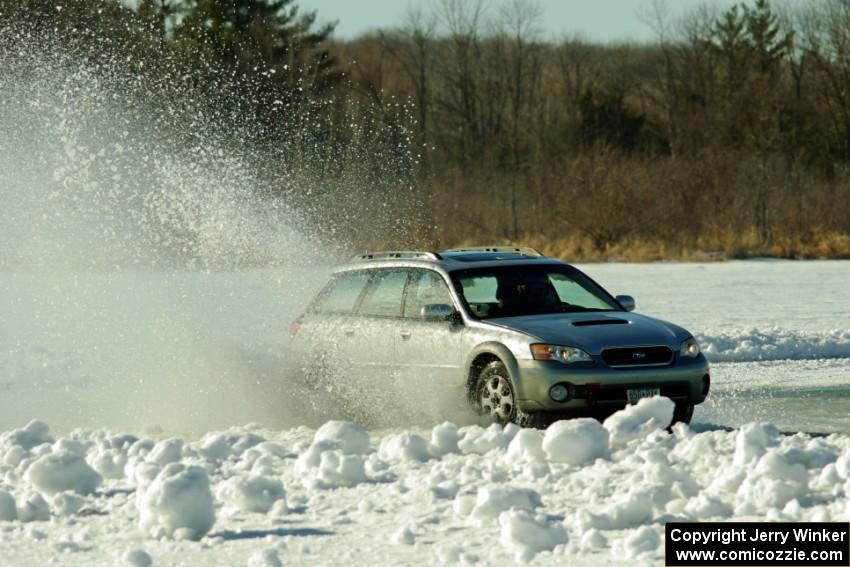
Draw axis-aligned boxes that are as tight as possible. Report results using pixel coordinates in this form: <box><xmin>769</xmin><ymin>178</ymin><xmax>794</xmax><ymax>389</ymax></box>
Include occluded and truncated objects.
<box><xmin>672</xmin><ymin>402</ymin><xmax>694</xmax><ymax>425</ymax></box>
<box><xmin>473</xmin><ymin>360</ymin><xmax>542</xmax><ymax>428</ymax></box>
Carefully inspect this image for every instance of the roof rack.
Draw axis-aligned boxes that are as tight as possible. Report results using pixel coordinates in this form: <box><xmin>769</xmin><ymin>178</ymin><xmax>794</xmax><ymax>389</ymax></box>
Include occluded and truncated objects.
<box><xmin>352</xmin><ymin>250</ymin><xmax>442</xmax><ymax>262</ymax></box>
<box><xmin>441</xmin><ymin>245</ymin><xmax>544</xmax><ymax>257</ymax></box>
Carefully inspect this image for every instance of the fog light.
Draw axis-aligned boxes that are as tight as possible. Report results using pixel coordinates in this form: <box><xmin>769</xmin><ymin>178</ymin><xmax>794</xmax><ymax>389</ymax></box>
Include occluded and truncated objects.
<box><xmin>549</xmin><ymin>384</ymin><xmax>571</xmax><ymax>402</ymax></box>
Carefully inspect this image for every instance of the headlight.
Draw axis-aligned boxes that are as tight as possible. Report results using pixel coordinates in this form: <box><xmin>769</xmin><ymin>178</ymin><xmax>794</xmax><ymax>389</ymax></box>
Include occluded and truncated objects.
<box><xmin>531</xmin><ymin>344</ymin><xmax>592</xmax><ymax>364</ymax></box>
<box><xmin>680</xmin><ymin>337</ymin><xmax>701</xmax><ymax>358</ymax></box>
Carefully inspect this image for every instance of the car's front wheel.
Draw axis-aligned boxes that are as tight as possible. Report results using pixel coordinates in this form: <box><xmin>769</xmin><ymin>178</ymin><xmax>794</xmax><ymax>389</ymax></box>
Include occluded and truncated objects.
<box><xmin>473</xmin><ymin>360</ymin><xmax>541</xmax><ymax>428</ymax></box>
<box><xmin>672</xmin><ymin>402</ymin><xmax>694</xmax><ymax>425</ymax></box>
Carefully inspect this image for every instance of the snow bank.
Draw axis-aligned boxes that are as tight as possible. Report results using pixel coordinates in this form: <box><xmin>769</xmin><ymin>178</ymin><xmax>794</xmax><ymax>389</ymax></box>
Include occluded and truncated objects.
<box><xmin>542</xmin><ymin>419</ymin><xmax>609</xmax><ymax>465</ymax></box>
<box><xmin>604</xmin><ymin>396</ymin><xmax>674</xmax><ymax>448</ymax></box>
<box><xmin>699</xmin><ymin>328</ymin><xmax>850</xmax><ymax>362</ymax></box>
<box><xmin>138</xmin><ymin>464</ymin><xmax>215</xmax><ymax>540</ymax></box>
<box><xmin>5</xmin><ymin>394</ymin><xmax>850</xmax><ymax>565</ymax></box>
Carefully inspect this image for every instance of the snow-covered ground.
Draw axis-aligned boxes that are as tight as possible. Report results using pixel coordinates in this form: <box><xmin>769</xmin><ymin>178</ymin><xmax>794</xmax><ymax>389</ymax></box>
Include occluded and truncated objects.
<box><xmin>1</xmin><ymin>260</ymin><xmax>849</xmax><ymax>566</ymax></box>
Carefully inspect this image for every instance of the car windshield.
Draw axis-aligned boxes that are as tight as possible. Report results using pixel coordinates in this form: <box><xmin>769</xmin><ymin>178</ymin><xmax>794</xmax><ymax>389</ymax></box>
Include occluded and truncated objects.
<box><xmin>451</xmin><ymin>265</ymin><xmax>620</xmax><ymax>319</ymax></box>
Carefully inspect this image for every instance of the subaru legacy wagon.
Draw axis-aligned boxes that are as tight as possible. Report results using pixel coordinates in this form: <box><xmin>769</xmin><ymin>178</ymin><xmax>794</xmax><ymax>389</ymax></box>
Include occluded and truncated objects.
<box><xmin>287</xmin><ymin>246</ymin><xmax>710</xmax><ymax>426</ymax></box>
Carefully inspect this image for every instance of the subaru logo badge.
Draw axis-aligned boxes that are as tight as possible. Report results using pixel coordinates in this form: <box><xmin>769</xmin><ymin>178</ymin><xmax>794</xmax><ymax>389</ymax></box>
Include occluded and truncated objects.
<box><xmin>632</xmin><ymin>351</ymin><xmax>647</xmax><ymax>360</ymax></box>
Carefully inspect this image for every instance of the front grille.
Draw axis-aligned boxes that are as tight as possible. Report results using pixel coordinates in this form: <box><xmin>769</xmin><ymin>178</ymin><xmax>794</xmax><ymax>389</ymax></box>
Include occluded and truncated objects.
<box><xmin>601</xmin><ymin>346</ymin><xmax>673</xmax><ymax>367</ymax></box>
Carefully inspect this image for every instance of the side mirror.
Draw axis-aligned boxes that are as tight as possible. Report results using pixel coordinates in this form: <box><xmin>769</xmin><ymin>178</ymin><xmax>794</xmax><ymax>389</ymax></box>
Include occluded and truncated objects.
<box><xmin>421</xmin><ymin>303</ymin><xmax>456</xmax><ymax>322</ymax></box>
<box><xmin>616</xmin><ymin>295</ymin><xmax>635</xmax><ymax>312</ymax></box>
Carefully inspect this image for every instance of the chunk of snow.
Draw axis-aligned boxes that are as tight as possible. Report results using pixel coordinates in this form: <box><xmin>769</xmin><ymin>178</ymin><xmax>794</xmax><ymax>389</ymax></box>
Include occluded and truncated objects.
<box><xmin>499</xmin><ymin>509</ymin><xmax>567</xmax><ymax>561</ymax></box>
<box><xmin>317</xmin><ymin>450</ymin><xmax>367</xmax><ymax>487</ymax></box>
<box><xmin>835</xmin><ymin>451</ymin><xmax>850</xmax><ymax>479</ymax></box>
<box><xmin>737</xmin><ymin>451</ymin><xmax>809</xmax><ymax>510</ymax></box>
<box><xmin>380</xmin><ymin>432</ymin><xmax>431</xmax><ymax>462</ymax></box>
<box><xmin>0</xmin><ymin>490</ymin><xmax>17</xmax><ymax>521</ymax></box>
<box><xmin>606</xmin><ymin>491</ymin><xmax>654</xmax><ymax>529</ymax></box>
<box><xmin>91</xmin><ymin>447</ymin><xmax>128</xmax><ymax>480</ymax></box>
<box><xmin>429</xmin><ymin>422</ymin><xmax>459</xmax><ymax>456</ymax></box>
<box><xmin>247</xmin><ymin>548</ymin><xmax>282</xmax><ymax>567</ymax></box>
<box><xmin>147</xmin><ymin>438</ymin><xmax>184</xmax><ymax>466</ymax></box>
<box><xmin>51</xmin><ymin>491</ymin><xmax>85</xmax><ymax>517</ymax></box>
<box><xmin>734</xmin><ymin>423</ymin><xmax>779</xmax><ymax>466</ymax></box>
<box><xmin>542</xmin><ymin>419</ymin><xmax>609</xmax><ymax>465</ymax></box>
<box><xmin>122</xmin><ymin>548</ymin><xmax>153</xmax><ymax>567</ymax></box>
<box><xmin>623</xmin><ymin>526</ymin><xmax>661</xmax><ymax>558</ymax></box>
<box><xmin>198</xmin><ymin>431</ymin><xmax>264</xmax><ymax>463</ymax></box>
<box><xmin>470</xmin><ymin>485</ymin><xmax>542</xmax><ymax>526</ymax></box>
<box><xmin>580</xmin><ymin>528</ymin><xmax>607</xmax><ymax>550</ymax></box>
<box><xmin>505</xmin><ymin>429</ymin><xmax>545</xmax><ymax>462</ymax></box>
<box><xmin>684</xmin><ymin>494</ymin><xmax>733</xmax><ymax>519</ymax></box>
<box><xmin>604</xmin><ymin>396</ymin><xmax>674</xmax><ymax>448</ymax></box>
<box><xmin>295</xmin><ymin>440</ymin><xmax>337</xmax><ymax>473</ymax></box>
<box><xmin>138</xmin><ymin>463</ymin><xmax>215</xmax><ymax>540</ymax></box>
<box><xmin>2</xmin><ymin>420</ymin><xmax>53</xmax><ymax>451</ymax></box>
<box><xmin>314</xmin><ymin>421</ymin><xmax>370</xmax><ymax>455</ymax></box>
<box><xmin>25</xmin><ymin>450</ymin><xmax>103</xmax><ymax>495</ymax></box>
<box><xmin>458</xmin><ymin>423</ymin><xmax>520</xmax><ymax>455</ymax></box>
<box><xmin>390</xmin><ymin>525</ymin><xmax>415</xmax><ymax>545</ymax></box>
<box><xmin>17</xmin><ymin>492</ymin><xmax>50</xmax><ymax>522</ymax></box>
<box><xmin>217</xmin><ymin>474</ymin><xmax>285</xmax><ymax>514</ymax></box>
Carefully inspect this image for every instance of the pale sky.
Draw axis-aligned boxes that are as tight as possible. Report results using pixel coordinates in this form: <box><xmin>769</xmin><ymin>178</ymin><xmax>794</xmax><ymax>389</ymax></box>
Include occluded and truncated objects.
<box><xmin>297</xmin><ymin>0</ymin><xmax>750</xmax><ymax>43</ymax></box>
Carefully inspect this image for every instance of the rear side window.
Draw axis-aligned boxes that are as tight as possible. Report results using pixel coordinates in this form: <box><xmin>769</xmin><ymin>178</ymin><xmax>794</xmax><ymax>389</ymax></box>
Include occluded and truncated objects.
<box><xmin>404</xmin><ymin>270</ymin><xmax>453</xmax><ymax>319</ymax></box>
<box><xmin>310</xmin><ymin>271</ymin><xmax>370</xmax><ymax>315</ymax></box>
<box><xmin>358</xmin><ymin>270</ymin><xmax>408</xmax><ymax>317</ymax></box>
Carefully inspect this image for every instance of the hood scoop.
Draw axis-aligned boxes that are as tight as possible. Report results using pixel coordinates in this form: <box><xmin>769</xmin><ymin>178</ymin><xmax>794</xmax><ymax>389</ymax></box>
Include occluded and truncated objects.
<box><xmin>572</xmin><ymin>319</ymin><xmax>629</xmax><ymax>327</ymax></box>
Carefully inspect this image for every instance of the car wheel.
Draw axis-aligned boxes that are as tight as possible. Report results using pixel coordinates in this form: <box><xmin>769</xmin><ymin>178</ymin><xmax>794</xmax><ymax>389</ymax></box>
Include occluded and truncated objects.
<box><xmin>474</xmin><ymin>360</ymin><xmax>541</xmax><ymax>428</ymax></box>
<box><xmin>672</xmin><ymin>402</ymin><xmax>694</xmax><ymax>425</ymax></box>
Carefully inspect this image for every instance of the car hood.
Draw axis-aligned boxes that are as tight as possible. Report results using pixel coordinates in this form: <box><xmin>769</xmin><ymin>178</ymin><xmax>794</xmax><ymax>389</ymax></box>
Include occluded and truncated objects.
<box><xmin>484</xmin><ymin>311</ymin><xmax>690</xmax><ymax>354</ymax></box>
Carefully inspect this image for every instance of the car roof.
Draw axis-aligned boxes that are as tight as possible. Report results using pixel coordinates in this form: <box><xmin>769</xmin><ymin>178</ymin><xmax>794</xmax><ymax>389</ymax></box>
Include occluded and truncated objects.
<box><xmin>335</xmin><ymin>247</ymin><xmax>567</xmax><ymax>273</ymax></box>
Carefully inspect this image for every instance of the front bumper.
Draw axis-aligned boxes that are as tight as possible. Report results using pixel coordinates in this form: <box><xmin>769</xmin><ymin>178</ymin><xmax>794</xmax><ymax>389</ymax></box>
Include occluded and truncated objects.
<box><xmin>513</xmin><ymin>355</ymin><xmax>710</xmax><ymax>412</ymax></box>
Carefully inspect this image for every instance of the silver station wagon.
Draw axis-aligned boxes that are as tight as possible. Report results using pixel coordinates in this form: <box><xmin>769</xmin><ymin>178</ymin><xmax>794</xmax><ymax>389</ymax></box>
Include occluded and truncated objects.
<box><xmin>287</xmin><ymin>246</ymin><xmax>710</xmax><ymax>427</ymax></box>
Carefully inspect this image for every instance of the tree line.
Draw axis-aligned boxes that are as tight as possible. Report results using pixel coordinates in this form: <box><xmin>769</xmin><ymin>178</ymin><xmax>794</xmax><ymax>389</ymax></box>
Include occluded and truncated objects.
<box><xmin>3</xmin><ymin>0</ymin><xmax>850</xmax><ymax>260</ymax></box>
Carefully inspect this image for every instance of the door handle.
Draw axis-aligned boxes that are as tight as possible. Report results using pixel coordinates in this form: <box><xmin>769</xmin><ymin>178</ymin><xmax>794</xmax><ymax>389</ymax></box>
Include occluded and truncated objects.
<box><xmin>400</xmin><ymin>331</ymin><xmax>411</xmax><ymax>340</ymax></box>
<box><xmin>343</xmin><ymin>328</ymin><xmax>354</xmax><ymax>336</ymax></box>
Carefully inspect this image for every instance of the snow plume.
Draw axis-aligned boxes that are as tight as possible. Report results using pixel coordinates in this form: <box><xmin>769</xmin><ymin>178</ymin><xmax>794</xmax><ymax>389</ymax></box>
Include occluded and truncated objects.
<box><xmin>0</xmin><ymin>25</ymin><xmax>423</xmax><ymax>433</ymax></box>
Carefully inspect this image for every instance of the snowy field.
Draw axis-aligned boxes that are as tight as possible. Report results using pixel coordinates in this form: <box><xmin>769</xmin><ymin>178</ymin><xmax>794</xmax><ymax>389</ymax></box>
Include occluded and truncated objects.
<box><xmin>1</xmin><ymin>260</ymin><xmax>849</xmax><ymax>566</ymax></box>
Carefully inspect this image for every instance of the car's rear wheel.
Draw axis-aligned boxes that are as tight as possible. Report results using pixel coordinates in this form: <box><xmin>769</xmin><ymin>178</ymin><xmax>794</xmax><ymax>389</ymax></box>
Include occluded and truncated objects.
<box><xmin>672</xmin><ymin>402</ymin><xmax>694</xmax><ymax>425</ymax></box>
<box><xmin>473</xmin><ymin>360</ymin><xmax>541</xmax><ymax>428</ymax></box>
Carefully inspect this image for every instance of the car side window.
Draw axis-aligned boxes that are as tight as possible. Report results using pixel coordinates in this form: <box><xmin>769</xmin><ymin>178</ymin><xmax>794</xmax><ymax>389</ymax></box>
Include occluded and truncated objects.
<box><xmin>457</xmin><ymin>275</ymin><xmax>499</xmax><ymax>317</ymax></box>
<box><xmin>358</xmin><ymin>270</ymin><xmax>408</xmax><ymax>317</ymax></box>
<box><xmin>404</xmin><ymin>270</ymin><xmax>453</xmax><ymax>319</ymax></box>
<box><xmin>310</xmin><ymin>271</ymin><xmax>370</xmax><ymax>315</ymax></box>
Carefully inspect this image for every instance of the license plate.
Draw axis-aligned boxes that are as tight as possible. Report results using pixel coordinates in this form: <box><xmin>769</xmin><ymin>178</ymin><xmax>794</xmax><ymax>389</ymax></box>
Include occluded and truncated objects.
<box><xmin>626</xmin><ymin>387</ymin><xmax>660</xmax><ymax>404</ymax></box>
